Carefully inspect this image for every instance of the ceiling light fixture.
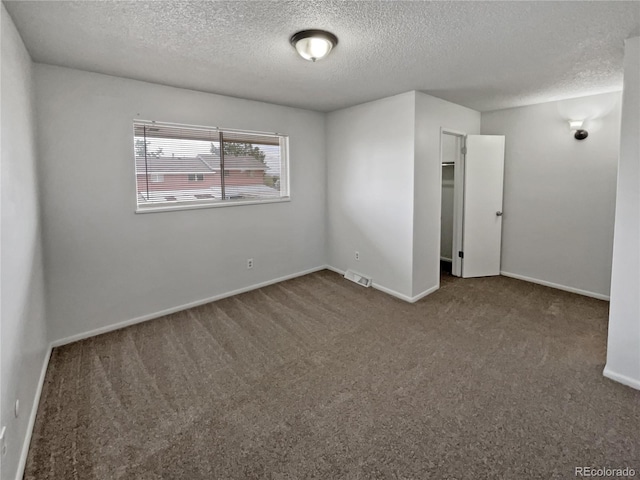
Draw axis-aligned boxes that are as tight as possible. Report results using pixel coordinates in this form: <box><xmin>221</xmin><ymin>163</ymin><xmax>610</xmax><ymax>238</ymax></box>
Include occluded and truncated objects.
<box><xmin>290</xmin><ymin>29</ymin><xmax>338</xmax><ymax>62</ymax></box>
<box><xmin>568</xmin><ymin>120</ymin><xmax>588</xmax><ymax>140</ymax></box>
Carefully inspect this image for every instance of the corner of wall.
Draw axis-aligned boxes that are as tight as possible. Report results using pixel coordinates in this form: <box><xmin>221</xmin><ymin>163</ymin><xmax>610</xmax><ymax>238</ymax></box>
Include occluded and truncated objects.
<box><xmin>410</xmin><ymin>92</ymin><xmax>481</xmax><ymax>298</ymax></box>
<box><xmin>1</xmin><ymin>6</ymin><xmax>51</xmax><ymax>480</ymax></box>
<box><xmin>322</xmin><ymin>111</ymin><xmax>330</xmax><ymax>267</ymax></box>
<box><xmin>604</xmin><ymin>35</ymin><xmax>640</xmax><ymax>390</ymax></box>
<box><xmin>325</xmin><ymin>91</ymin><xmax>417</xmax><ymax>299</ymax></box>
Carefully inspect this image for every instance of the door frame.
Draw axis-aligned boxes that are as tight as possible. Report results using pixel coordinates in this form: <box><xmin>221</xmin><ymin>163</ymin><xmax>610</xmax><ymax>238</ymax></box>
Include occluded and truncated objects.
<box><xmin>439</xmin><ymin>128</ymin><xmax>466</xmax><ymax>278</ymax></box>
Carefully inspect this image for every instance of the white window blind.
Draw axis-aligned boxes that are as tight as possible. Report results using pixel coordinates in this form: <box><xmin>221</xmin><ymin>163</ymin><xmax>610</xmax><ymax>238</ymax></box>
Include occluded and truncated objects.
<box><xmin>133</xmin><ymin>121</ymin><xmax>289</xmax><ymax>212</ymax></box>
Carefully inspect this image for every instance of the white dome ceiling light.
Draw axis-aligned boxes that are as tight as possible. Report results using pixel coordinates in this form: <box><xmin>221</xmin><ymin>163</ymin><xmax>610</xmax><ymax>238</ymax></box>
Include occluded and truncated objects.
<box><xmin>290</xmin><ymin>30</ymin><xmax>338</xmax><ymax>62</ymax></box>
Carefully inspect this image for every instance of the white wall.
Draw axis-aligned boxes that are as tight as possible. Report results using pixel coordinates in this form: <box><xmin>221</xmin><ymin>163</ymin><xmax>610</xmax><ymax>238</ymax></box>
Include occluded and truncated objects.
<box><xmin>481</xmin><ymin>92</ymin><xmax>621</xmax><ymax>299</ymax></box>
<box><xmin>1</xmin><ymin>6</ymin><xmax>49</xmax><ymax>480</ymax></box>
<box><xmin>326</xmin><ymin>91</ymin><xmax>480</xmax><ymax>300</ymax></box>
<box><xmin>413</xmin><ymin>92</ymin><xmax>481</xmax><ymax>297</ymax></box>
<box><xmin>34</xmin><ymin>65</ymin><xmax>326</xmax><ymax>343</ymax></box>
<box><xmin>326</xmin><ymin>92</ymin><xmax>416</xmax><ymax>299</ymax></box>
<box><xmin>605</xmin><ymin>37</ymin><xmax>640</xmax><ymax>390</ymax></box>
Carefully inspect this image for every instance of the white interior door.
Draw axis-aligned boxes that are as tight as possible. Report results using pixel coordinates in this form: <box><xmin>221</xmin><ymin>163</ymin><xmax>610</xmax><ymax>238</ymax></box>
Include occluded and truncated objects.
<box><xmin>462</xmin><ymin>135</ymin><xmax>505</xmax><ymax>278</ymax></box>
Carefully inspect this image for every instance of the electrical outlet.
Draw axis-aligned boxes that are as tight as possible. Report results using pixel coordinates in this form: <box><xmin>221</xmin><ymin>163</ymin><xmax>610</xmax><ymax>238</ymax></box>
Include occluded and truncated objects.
<box><xmin>247</xmin><ymin>258</ymin><xmax>254</xmax><ymax>269</ymax></box>
<box><xmin>355</xmin><ymin>251</ymin><xmax>360</xmax><ymax>261</ymax></box>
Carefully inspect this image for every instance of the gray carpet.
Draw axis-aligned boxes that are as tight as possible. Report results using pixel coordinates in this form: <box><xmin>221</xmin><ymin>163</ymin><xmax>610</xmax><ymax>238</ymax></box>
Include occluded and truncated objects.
<box><xmin>24</xmin><ymin>270</ymin><xmax>639</xmax><ymax>479</ymax></box>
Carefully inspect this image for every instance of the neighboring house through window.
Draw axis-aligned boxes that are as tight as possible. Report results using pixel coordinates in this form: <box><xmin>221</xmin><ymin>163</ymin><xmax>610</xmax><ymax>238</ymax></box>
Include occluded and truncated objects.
<box><xmin>133</xmin><ymin>120</ymin><xmax>289</xmax><ymax>212</ymax></box>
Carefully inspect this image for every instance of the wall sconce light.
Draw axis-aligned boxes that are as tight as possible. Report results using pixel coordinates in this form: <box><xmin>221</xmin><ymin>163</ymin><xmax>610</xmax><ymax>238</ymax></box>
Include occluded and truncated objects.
<box><xmin>568</xmin><ymin>120</ymin><xmax>588</xmax><ymax>140</ymax></box>
<box><xmin>290</xmin><ymin>30</ymin><xmax>338</xmax><ymax>62</ymax></box>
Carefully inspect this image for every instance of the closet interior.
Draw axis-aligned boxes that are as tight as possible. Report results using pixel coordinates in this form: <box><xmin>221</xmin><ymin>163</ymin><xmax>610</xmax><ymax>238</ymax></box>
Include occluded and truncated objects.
<box><xmin>440</xmin><ymin>160</ymin><xmax>455</xmax><ymax>275</ymax></box>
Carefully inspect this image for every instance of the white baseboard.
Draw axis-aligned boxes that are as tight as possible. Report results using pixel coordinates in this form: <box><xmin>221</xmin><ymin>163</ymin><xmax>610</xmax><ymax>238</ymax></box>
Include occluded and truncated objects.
<box><xmin>51</xmin><ymin>265</ymin><xmax>327</xmax><ymax>347</ymax></box>
<box><xmin>410</xmin><ymin>285</ymin><xmax>439</xmax><ymax>303</ymax></box>
<box><xmin>16</xmin><ymin>345</ymin><xmax>52</xmax><ymax>480</ymax></box>
<box><xmin>371</xmin><ymin>282</ymin><xmax>415</xmax><ymax>302</ymax></box>
<box><xmin>325</xmin><ymin>265</ymin><xmax>438</xmax><ymax>303</ymax></box>
<box><xmin>603</xmin><ymin>366</ymin><xmax>640</xmax><ymax>391</ymax></box>
<box><xmin>500</xmin><ymin>271</ymin><xmax>610</xmax><ymax>301</ymax></box>
<box><xmin>325</xmin><ymin>265</ymin><xmax>345</xmax><ymax>276</ymax></box>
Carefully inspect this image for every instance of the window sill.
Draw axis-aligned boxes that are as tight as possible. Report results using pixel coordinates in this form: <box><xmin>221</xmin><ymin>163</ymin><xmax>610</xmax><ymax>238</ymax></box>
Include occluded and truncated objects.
<box><xmin>135</xmin><ymin>196</ymin><xmax>290</xmax><ymax>214</ymax></box>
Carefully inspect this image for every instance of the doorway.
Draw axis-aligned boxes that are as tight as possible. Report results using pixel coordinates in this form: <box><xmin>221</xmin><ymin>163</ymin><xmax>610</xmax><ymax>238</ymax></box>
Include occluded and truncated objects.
<box><xmin>439</xmin><ymin>130</ymin><xmax>506</xmax><ymax>281</ymax></box>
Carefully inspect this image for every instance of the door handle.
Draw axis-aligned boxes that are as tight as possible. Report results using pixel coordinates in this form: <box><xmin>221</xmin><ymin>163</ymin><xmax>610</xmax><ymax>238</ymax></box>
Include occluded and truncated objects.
<box><xmin>496</xmin><ymin>211</ymin><xmax>503</xmax><ymax>216</ymax></box>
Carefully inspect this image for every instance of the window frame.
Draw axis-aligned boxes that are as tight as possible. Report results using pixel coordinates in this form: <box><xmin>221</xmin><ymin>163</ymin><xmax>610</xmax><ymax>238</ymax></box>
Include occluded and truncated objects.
<box><xmin>133</xmin><ymin>120</ymin><xmax>290</xmax><ymax>213</ymax></box>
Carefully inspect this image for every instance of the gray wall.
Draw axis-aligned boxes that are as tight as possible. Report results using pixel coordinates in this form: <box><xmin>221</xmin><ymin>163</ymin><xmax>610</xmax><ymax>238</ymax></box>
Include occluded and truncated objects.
<box><xmin>413</xmin><ymin>92</ymin><xmax>480</xmax><ymax>297</ymax></box>
<box><xmin>326</xmin><ymin>92</ymin><xmax>416</xmax><ymax>299</ymax></box>
<box><xmin>326</xmin><ymin>91</ymin><xmax>481</xmax><ymax>300</ymax></box>
<box><xmin>605</xmin><ymin>37</ymin><xmax>640</xmax><ymax>390</ymax></box>
<box><xmin>34</xmin><ymin>65</ymin><xmax>326</xmax><ymax>343</ymax></box>
<box><xmin>482</xmin><ymin>92</ymin><xmax>621</xmax><ymax>299</ymax></box>
<box><xmin>1</xmin><ymin>6</ymin><xmax>49</xmax><ymax>480</ymax></box>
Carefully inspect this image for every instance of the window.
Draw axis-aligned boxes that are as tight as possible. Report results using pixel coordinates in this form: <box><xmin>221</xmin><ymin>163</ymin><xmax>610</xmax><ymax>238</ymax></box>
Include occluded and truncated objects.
<box><xmin>134</xmin><ymin>120</ymin><xmax>289</xmax><ymax>212</ymax></box>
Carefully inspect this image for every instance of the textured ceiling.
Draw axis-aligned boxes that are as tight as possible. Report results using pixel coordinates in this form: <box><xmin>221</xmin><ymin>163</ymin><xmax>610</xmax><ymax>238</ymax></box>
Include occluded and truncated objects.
<box><xmin>4</xmin><ymin>1</ymin><xmax>639</xmax><ymax>112</ymax></box>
